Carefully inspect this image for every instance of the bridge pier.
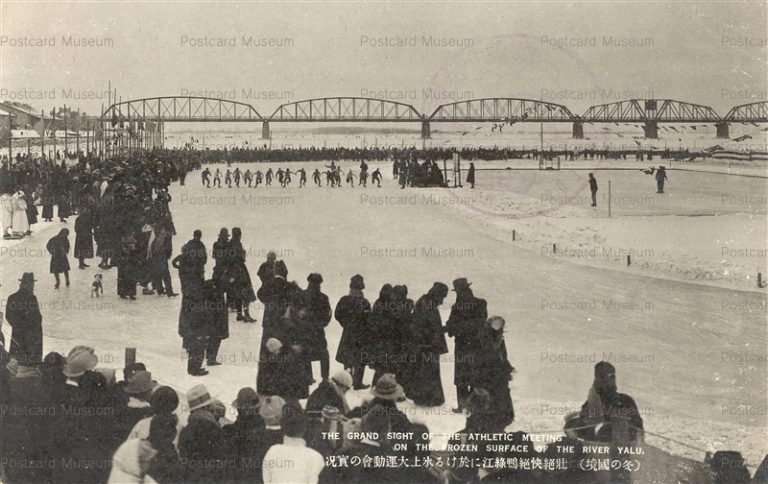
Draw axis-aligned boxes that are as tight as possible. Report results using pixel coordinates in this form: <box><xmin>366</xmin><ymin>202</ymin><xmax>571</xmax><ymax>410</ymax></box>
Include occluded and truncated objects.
<box><xmin>421</xmin><ymin>120</ymin><xmax>431</xmax><ymax>139</ymax></box>
<box><xmin>261</xmin><ymin>121</ymin><xmax>271</xmax><ymax>140</ymax></box>
<box><xmin>643</xmin><ymin>120</ymin><xmax>659</xmax><ymax>139</ymax></box>
<box><xmin>572</xmin><ymin>121</ymin><xmax>584</xmax><ymax>139</ymax></box>
<box><xmin>716</xmin><ymin>122</ymin><xmax>729</xmax><ymax>139</ymax></box>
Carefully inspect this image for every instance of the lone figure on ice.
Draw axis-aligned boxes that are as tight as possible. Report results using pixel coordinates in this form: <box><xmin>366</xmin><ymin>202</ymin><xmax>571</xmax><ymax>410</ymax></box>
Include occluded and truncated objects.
<box><xmin>655</xmin><ymin>165</ymin><xmax>667</xmax><ymax>194</ymax></box>
<box><xmin>588</xmin><ymin>173</ymin><xmax>598</xmax><ymax>207</ymax></box>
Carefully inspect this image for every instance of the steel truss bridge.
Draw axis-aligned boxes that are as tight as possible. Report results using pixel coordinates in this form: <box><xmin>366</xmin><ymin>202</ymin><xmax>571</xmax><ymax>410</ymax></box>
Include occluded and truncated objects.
<box><xmin>100</xmin><ymin>96</ymin><xmax>768</xmax><ymax>140</ymax></box>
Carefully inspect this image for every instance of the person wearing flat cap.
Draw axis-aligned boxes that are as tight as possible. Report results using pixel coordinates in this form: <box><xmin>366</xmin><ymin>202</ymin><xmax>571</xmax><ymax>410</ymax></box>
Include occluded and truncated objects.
<box><xmin>334</xmin><ymin>274</ymin><xmax>372</xmax><ymax>390</ymax></box>
<box><xmin>178</xmin><ymin>384</ymin><xmax>228</xmax><ymax>483</ymax></box>
<box><xmin>445</xmin><ymin>277</ymin><xmax>487</xmax><ymax>413</ymax></box>
<box><xmin>6</xmin><ymin>273</ymin><xmax>43</xmax><ymax>367</ymax></box>
<box><xmin>404</xmin><ymin>282</ymin><xmax>450</xmax><ymax>406</ymax></box>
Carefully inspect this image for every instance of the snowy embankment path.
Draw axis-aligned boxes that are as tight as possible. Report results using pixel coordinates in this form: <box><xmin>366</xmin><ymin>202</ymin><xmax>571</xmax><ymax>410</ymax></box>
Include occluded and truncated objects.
<box><xmin>1</xmin><ymin>162</ymin><xmax>765</xmax><ymax>469</ymax></box>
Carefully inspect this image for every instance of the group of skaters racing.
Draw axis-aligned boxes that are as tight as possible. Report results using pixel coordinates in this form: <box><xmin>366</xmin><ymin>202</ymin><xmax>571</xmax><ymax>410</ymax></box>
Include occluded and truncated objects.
<box><xmin>200</xmin><ymin>161</ymin><xmax>384</xmax><ymax>189</ymax></box>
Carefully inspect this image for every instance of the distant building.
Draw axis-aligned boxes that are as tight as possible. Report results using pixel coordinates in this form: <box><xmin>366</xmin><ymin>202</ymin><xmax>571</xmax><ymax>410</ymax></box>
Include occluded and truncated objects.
<box><xmin>0</xmin><ymin>109</ymin><xmax>12</xmax><ymax>141</ymax></box>
<box><xmin>0</xmin><ymin>101</ymin><xmax>59</xmax><ymax>131</ymax></box>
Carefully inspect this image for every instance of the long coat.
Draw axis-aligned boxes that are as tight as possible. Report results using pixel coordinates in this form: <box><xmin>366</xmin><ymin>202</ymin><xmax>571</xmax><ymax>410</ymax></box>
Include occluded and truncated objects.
<box><xmin>473</xmin><ymin>327</ymin><xmax>515</xmax><ymax>425</ymax></box>
<box><xmin>334</xmin><ymin>292</ymin><xmax>371</xmax><ymax>367</ymax></box>
<box><xmin>74</xmin><ymin>209</ymin><xmax>95</xmax><ymax>259</ymax></box>
<box><xmin>227</xmin><ymin>239</ymin><xmax>256</xmax><ymax>303</ymax></box>
<box><xmin>404</xmin><ymin>294</ymin><xmax>448</xmax><ymax>406</ymax></box>
<box><xmin>47</xmin><ymin>232</ymin><xmax>71</xmax><ymax>274</ymax></box>
<box><xmin>296</xmin><ymin>288</ymin><xmax>332</xmax><ymax>361</ymax></box>
<box><xmin>256</xmin><ymin>276</ymin><xmax>300</xmax><ymax>343</ymax></box>
<box><xmin>445</xmin><ymin>293</ymin><xmax>487</xmax><ymax>387</ymax></box>
<box><xmin>6</xmin><ymin>288</ymin><xmax>43</xmax><ymax>366</ymax></box>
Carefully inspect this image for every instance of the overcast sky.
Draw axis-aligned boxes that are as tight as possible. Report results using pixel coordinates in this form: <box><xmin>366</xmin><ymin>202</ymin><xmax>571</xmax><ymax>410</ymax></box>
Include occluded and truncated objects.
<box><xmin>1</xmin><ymin>1</ymin><xmax>766</xmax><ymax>117</ymax></box>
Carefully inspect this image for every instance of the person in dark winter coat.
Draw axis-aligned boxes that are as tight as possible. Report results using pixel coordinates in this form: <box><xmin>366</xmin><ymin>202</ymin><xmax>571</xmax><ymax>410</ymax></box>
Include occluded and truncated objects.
<box><xmin>4</xmin><ymin>365</ymin><xmax>53</xmax><ymax>484</ymax></box>
<box><xmin>179</xmin><ymin>385</ymin><xmax>228</xmax><ymax>483</ymax></box>
<box><xmin>228</xmin><ymin>227</ymin><xmax>257</xmax><ymax>322</ymax></box>
<box><xmin>117</xmin><ymin>234</ymin><xmax>140</xmax><ymax>299</ymax></box>
<box><xmin>381</xmin><ymin>284</ymin><xmax>413</xmax><ymax>384</ymax></box>
<box><xmin>256</xmin><ymin>260</ymin><xmax>301</xmax><ymax>375</ymax></box>
<box><xmin>211</xmin><ymin>227</ymin><xmax>231</xmax><ymax>298</ymax></box>
<box><xmin>179</xmin><ymin>280</ymin><xmax>212</xmax><ymax>376</ymax></box>
<box><xmin>47</xmin><ymin>228</ymin><xmax>71</xmax><ymax>288</ymax></box>
<box><xmin>205</xmin><ymin>278</ymin><xmax>229</xmax><ymax>366</ymax></box>
<box><xmin>567</xmin><ymin>361</ymin><xmax>644</xmax><ymax>445</ymax></box>
<box><xmin>5</xmin><ymin>273</ymin><xmax>43</xmax><ymax>367</ymax></box>
<box><xmin>306</xmin><ymin>370</ymin><xmax>352</xmax><ymax>418</ymax></box>
<box><xmin>41</xmin><ymin>181</ymin><xmax>55</xmax><ymax>221</ymax></box>
<box><xmin>466</xmin><ymin>162</ymin><xmax>476</xmax><ymax>188</ymax></box>
<box><xmin>148</xmin><ymin>223</ymin><xmax>177</xmax><ymax>297</ymax></box>
<box><xmin>588</xmin><ymin>172</ymin><xmax>598</xmax><ymax>207</ymax></box>
<box><xmin>257</xmin><ymin>250</ymin><xmax>277</xmax><ymax>284</ymax></box>
<box><xmin>172</xmin><ymin>229</ymin><xmax>207</xmax><ymax>297</ymax></box>
<box><xmin>472</xmin><ymin>316</ymin><xmax>515</xmax><ymax>426</ymax></box>
<box><xmin>445</xmin><ymin>277</ymin><xmax>487</xmax><ymax>413</ymax></box>
<box><xmin>258</xmin><ymin>337</ymin><xmax>311</xmax><ymax>400</ymax></box>
<box><xmin>24</xmin><ymin>188</ymin><xmax>37</xmax><ymax>233</ymax></box>
<box><xmin>297</xmin><ymin>273</ymin><xmax>332</xmax><ymax>381</ymax></box>
<box><xmin>404</xmin><ymin>282</ymin><xmax>449</xmax><ymax>406</ymax></box>
<box><xmin>74</xmin><ymin>205</ymin><xmax>95</xmax><ymax>268</ymax></box>
<box><xmin>334</xmin><ymin>274</ymin><xmax>372</xmax><ymax>389</ymax></box>
<box><xmin>223</xmin><ymin>388</ymin><xmax>268</xmax><ymax>484</ymax></box>
<box><xmin>448</xmin><ymin>388</ymin><xmax>514</xmax><ymax>483</ymax></box>
<box><xmin>365</xmin><ymin>283</ymin><xmax>392</xmax><ymax>375</ymax></box>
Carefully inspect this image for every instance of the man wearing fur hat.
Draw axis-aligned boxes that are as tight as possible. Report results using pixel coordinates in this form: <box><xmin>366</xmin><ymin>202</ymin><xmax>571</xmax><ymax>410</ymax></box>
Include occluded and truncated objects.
<box><xmin>296</xmin><ymin>273</ymin><xmax>332</xmax><ymax>382</ymax></box>
<box><xmin>334</xmin><ymin>274</ymin><xmax>372</xmax><ymax>390</ymax></box>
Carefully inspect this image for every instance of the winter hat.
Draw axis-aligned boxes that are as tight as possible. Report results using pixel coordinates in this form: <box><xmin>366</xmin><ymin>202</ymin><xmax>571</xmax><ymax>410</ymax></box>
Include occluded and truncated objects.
<box><xmin>371</xmin><ymin>373</ymin><xmax>404</xmax><ymax>401</ymax></box>
<box><xmin>350</xmin><ymin>274</ymin><xmax>365</xmax><ymax>290</ymax></box>
<box><xmin>266</xmin><ymin>338</ymin><xmax>283</xmax><ymax>354</ymax></box>
<box><xmin>307</xmin><ymin>273</ymin><xmax>323</xmax><ymax>284</ymax></box>
<box><xmin>232</xmin><ymin>387</ymin><xmax>260</xmax><ymax>410</ymax></box>
<box><xmin>124</xmin><ymin>371</ymin><xmax>156</xmax><ymax>395</ymax></box>
<box><xmin>259</xmin><ymin>396</ymin><xmax>286</xmax><ymax>426</ymax></box>
<box><xmin>151</xmin><ymin>386</ymin><xmax>180</xmax><ymax>415</ymax></box>
<box><xmin>466</xmin><ymin>388</ymin><xmax>492</xmax><ymax>415</ymax></box>
<box><xmin>331</xmin><ymin>370</ymin><xmax>353</xmax><ymax>391</ymax></box>
<box><xmin>63</xmin><ymin>348</ymin><xmax>99</xmax><ymax>378</ymax></box>
<box><xmin>187</xmin><ymin>384</ymin><xmax>216</xmax><ymax>412</ymax></box>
